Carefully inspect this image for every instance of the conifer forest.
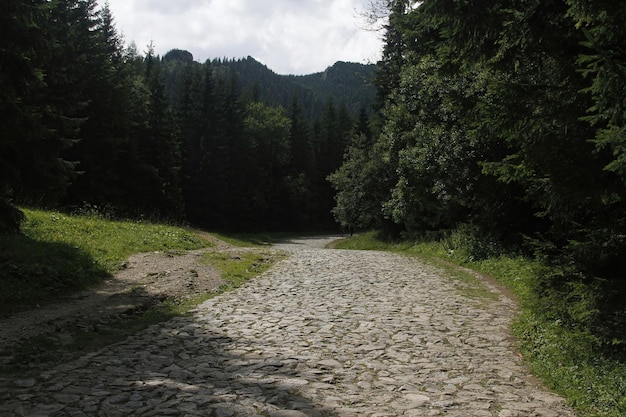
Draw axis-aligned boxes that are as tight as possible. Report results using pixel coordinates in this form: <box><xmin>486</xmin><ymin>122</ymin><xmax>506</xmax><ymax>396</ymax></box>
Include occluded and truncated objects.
<box><xmin>2</xmin><ymin>0</ymin><xmax>626</xmax><ymax>355</ymax></box>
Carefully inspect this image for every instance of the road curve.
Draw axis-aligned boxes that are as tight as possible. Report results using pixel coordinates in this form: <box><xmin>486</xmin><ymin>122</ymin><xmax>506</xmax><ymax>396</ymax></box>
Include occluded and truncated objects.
<box><xmin>0</xmin><ymin>236</ymin><xmax>575</xmax><ymax>417</ymax></box>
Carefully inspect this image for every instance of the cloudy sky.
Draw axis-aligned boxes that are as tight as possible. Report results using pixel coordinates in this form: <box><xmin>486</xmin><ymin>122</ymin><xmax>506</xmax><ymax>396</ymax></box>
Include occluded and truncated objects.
<box><xmin>101</xmin><ymin>0</ymin><xmax>385</xmax><ymax>75</ymax></box>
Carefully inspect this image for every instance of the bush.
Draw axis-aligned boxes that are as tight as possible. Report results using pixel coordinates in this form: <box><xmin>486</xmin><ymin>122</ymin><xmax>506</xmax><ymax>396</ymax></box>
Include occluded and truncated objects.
<box><xmin>440</xmin><ymin>224</ymin><xmax>503</xmax><ymax>262</ymax></box>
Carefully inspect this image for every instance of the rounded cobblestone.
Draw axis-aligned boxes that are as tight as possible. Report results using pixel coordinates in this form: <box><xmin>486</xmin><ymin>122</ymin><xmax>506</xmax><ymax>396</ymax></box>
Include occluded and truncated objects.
<box><xmin>0</xmin><ymin>236</ymin><xmax>576</xmax><ymax>416</ymax></box>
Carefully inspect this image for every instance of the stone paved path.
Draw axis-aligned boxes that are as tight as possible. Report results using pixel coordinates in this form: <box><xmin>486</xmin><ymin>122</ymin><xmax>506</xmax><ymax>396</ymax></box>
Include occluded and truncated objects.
<box><xmin>0</xmin><ymin>236</ymin><xmax>576</xmax><ymax>417</ymax></box>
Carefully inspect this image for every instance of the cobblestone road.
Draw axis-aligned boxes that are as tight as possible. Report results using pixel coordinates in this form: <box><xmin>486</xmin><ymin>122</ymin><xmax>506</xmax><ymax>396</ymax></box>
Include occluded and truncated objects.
<box><xmin>0</xmin><ymin>236</ymin><xmax>575</xmax><ymax>416</ymax></box>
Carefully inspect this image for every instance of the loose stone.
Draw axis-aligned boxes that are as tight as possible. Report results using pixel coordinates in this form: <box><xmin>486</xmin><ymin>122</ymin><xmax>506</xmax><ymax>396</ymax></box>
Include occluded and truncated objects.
<box><xmin>0</xmin><ymin>236</ymin><xmax>576</xmax><ymax>416</ymax></box>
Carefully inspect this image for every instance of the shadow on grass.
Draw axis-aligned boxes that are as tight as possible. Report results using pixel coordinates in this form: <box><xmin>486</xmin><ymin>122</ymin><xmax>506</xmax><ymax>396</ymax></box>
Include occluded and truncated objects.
<box><xmin>0</xmin><ymin>233</ymin><xmax>109</xmax><ymax>316</ymax></box>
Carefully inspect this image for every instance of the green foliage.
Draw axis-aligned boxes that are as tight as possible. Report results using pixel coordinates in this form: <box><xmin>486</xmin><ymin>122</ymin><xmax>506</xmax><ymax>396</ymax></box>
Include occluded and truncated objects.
<box><xmin>1</xmin><ymin>241</ymin><xmax>284</xmax><ymax>375</ymax></box>
<box><xmin>566</xmin><ymin>0</ymin><xmax>626</xmax><ymax>181</ymax></box>
<box><xmin>331</xmin><ymin>230</ymin><xmax>412</xmax><ymax>252</ymax></box>
<box><xmin>330</xmin><ymin>0</ymin><xmax>626</xmax><ymax>367</ymax></box>
<box><xmin>436</xmin><ymin>224</ymin><xmax>504</xmax><ymax>263</ymax></box>
<box><xmin>1</xmin><ymin>1</ymin><xmax>373</xmax><ymax>232</ymax></box>
<box><xmin>0</xmin><ymin>0</ymin><xmax>79</xmax><ymax>209</ymax></box>
<box><xmin>514</xmin><ymin>311</ymin><xmax>626</xmax><ymax>416</ymax></box>
<box><xmin>239</xmin><ymin>101</ymin><xmax>293</xmax><ymax>229</ymax></box>
<box><xmin>328</xmin><ymin>133</ymin><xmax>386</xmax><ymax>230</ymax></box>
<box><xmin>0</xmin><ymin>208</ymin><xmax>211</xmax><ymax>314</ymax></box>
<box><xmin>291</xmin><ymin>61</ymin><xmax>377</xmax><ymax>119</ymax></box>
<box><xmin>379</xmin><ymin>56</ymin><xmax>486</xmax><ymax>233</ymax></box>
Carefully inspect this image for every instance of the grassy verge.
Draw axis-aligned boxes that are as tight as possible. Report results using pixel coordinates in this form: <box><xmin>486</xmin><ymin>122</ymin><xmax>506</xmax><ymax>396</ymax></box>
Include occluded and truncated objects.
<box><xmin>333</xmin><ymin>231</ymin><xmax>626</xmax><ymax>417</ymax></box>
<box><xmin>0</xmin><ymin>208</ymin><xmax>212</xmax><ymax>315</ymax></box>
<box><xmin>0</xmin><ymin>208</ymin><xmax>285</xmax><ymax>374</ymax></box>
<box><xmin>2</xmin><ymin>249</ymin><xmax>285</xmax><ymax>375</ymax></box>
<box><xmin>332</xmin><ymin>232</ymin><xmax>497</xmax><ymax>302</ymax></box>
<box><xmin>200</xmin><ymin>250</ymin><xmax>286</xmax><ymax>288</ymax></box>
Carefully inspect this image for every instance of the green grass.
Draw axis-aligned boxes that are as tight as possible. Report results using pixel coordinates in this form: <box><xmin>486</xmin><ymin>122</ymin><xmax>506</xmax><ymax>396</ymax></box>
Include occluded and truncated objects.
<box><xmin>0</xmin><ymin>208</ymin><xmax>212</xmax><ymax>315</ymax></box>
<box><xmin>0</xmin><ymin>208</ymin><xmax>286</xmax><ymax>375</ymax></box>
<box><xmin>333</xmin><ymin>231</ymin><xmax>497</xmax><ymax>302</ymax></box>
<box><xmin>334</xmin><ymin>231</ymin><xmax>626</xmax><ymax>417</ymax></box>
<box><xmin>21</xmin><ymin>208</ymin><xmax>211</xmax><ymax>272</ymax></box>
<box><xmin>2</xmin><ymin>248</ymin><xmax>286</xmax><ymax>376</ymax></box>
<box><xmin>200</xmin><ymin>250</ymin><xmax>286</xmax><ymax>289</ymax></box>
<box><xmin>331</xmin><ymin>231</ymin><xmax>414</xmax><ymax>252</ymax></box>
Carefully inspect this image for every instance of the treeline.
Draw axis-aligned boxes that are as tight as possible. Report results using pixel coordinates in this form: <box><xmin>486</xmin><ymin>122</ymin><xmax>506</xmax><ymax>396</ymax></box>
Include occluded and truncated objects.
<box><xmin>1</xmin><ymin>0</ymin><xmax>370</xmax><ymax>232</ymax></box>
<box><xmin>331</xmin><ymin>0</ymin><xmax>626</xmax><ymax>351</ymax></box>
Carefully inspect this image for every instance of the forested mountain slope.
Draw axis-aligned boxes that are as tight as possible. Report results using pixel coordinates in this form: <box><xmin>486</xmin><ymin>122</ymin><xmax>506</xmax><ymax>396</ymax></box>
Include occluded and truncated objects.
<box><xmin>164</xmin><ymin>52</ymin><xmax>376</xmax><ymax>121</ymax></box>
<box><xmin>288</xmin><ymin>60</ymin><xmax>377</xmax><ymax>118</ymax></box>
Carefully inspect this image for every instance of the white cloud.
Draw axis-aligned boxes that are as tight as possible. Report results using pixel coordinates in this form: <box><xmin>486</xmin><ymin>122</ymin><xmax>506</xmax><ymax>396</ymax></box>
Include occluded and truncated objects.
<box><xmin>101</xmin><ymin>0</ymin><xmax>383</xmax><ymax>74</ymax></box>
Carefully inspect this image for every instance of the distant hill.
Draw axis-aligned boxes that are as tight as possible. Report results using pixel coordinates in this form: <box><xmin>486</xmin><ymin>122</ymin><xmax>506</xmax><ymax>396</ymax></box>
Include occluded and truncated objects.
<box><xmin>163</xmin><ymin>51</ymin><xmax>377</xmax><ymax>120</ymax></box>
<box><xmin>289</xmin><ymin>61</ymin><xmax>377</xmax><ymax>116</ymax></box>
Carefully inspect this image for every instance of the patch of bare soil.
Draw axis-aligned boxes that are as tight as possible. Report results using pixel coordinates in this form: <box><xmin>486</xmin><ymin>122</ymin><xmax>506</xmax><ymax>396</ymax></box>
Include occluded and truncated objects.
<box><xmin>0</xmin><ymin>234</ymin><xmax>236</xmax><ymax>356</ymax></box>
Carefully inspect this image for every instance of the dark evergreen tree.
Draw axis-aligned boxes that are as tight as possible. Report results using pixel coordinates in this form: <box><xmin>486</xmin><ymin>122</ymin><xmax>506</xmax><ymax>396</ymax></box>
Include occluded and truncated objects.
<box><xmin>5</xmin><ymin>0</ymin><xmax>91</xmax><ymax>207</ymax></box>
<box><xmin>0</xmin><ymin>0</ymin><xmax>51</xmax><ymax>230</ymax></box>
<box><xmin>329</xmin><ymin>129</ymin><xmax>386</xmax><ymax>232</ymax></box>
<box><xmin>356</xmin><ymin>107</ymin><xmax>373</xmax><ymax>144</ymax></box>
<box><xmin>312</xmin><ymin>99</ymin><xmax>354</xmax><ymax>228</ymax></box>
<box><xmin>178</xmin><ymin>61</ymin><xmax>208</xmax><ymax>225</ymax></box>
<box><xmin>63</xmin><ymin>1</ymin><xmax>138</xmax><ymax>211</ymax></box>
<box><xmin>219</xmin><ymin>70</ymin><xmax>252</xmax><ymax>228</ymax></box>
<box><xmin>285</xmin><ymin>97</ymin><xmax>315</xmax><ymax>228</ymax></box>
<box><xmin>374</xmin><ymin>0</ymin><xmax>410</xmax><ymax>109</ymax></box>
<box><xmin>139</xmin><ymin>46</ymin><xmax>184</xmax><ymax>218</ymax></box>
<box><xmin>242</xmin><ymin>101</ymin><xmax>292</xmax><ymax>229</ymax></box>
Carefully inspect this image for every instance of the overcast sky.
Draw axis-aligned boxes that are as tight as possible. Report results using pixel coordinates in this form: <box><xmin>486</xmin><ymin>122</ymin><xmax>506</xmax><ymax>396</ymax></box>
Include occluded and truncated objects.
<box><xmin>100</xmin><ymin>0</ymin><xmax>385</xmax><ymax>75</ymax></box>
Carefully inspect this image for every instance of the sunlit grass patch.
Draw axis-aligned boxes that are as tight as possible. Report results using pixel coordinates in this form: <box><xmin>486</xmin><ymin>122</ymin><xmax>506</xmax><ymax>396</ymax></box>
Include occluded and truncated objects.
<box><xmin>21</xmin><ymin>208</ymin><xmax>211</xmax><ymax>272</ymax></box>
<box><xmin>200</xmin><ymin>249</ymin><xmax>286</xmax><ymax>290</ymax></box>
<box><xmin>0</xmin><ymin>213</ymin><xmax>286</xmax><ymax>375</ymax></box>
<box><xmin>0</xmin><ymin>208</ymin><xmax>213</xmax><ymax>314</ymax></box>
